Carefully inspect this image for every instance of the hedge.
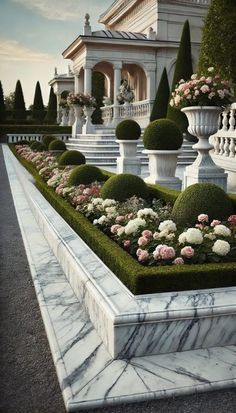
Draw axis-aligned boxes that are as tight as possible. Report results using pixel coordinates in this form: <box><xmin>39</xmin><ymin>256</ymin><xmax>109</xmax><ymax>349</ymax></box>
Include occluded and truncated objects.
<box><xmin>0</xmin><ymin>125</ymin><xmax>71</xmax><ymax>134</ymax></box>
<box><xmin>9</xmin><ymin>144</ymin><xmax>236</xmax><ymax>295</ymax></box>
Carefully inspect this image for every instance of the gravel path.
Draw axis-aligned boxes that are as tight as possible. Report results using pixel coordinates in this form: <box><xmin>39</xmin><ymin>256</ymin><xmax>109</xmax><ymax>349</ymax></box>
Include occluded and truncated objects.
<box><xmin>0</xmin><ymin>144</ymin><xmax>236</xmax><ymax>413</ymax></box>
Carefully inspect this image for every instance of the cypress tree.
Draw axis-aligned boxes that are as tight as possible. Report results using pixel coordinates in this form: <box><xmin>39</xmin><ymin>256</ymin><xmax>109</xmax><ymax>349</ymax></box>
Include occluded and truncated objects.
<box><xmin>150</xmin><ymin>67</ymin><xmax>170</xmax><ymax>122</ymax></box>
<box><xmin>32</xmin><ymin>81</ymin><xmax>45</xmax><ymax>122</ymax></box>
<box><xmin>45</xmin><ymin>87</ymin><xmax>57</xmax><ymax>124</ymax></box>
<box><xmin>13</xmin><ymin>80</ymin><xmax>26</xmax><ymax>121</ymax></box>
<box><xmin>92</xmin><ymin>72</ymin><xmax>105</xmax><ymax>124</ymax></box>
<box><xmin>0</xmin><ymin>81</ymin><xmax>6</xmax><ymax>123</ymax></box>
<box><xmin>167</xmin><ymin>20</ymin><xmax>193</xmax><ymax>133</ymax></box>
<box><xmin>198</xmin><ymin>0</ymin><xmax>236</xmax><ymax>86</ymax></box>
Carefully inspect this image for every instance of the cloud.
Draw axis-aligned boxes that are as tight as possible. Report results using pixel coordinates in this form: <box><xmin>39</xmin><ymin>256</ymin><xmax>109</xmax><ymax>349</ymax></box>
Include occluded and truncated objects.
<box><xmin>12</xmin><ymin>0</ymin><xmax>108</xmax><ymax>22</ymax></box>
<box><xmin>0</xmin><ymin>39</ymin><xmax>54</xmax><ymax>62</ymax></box>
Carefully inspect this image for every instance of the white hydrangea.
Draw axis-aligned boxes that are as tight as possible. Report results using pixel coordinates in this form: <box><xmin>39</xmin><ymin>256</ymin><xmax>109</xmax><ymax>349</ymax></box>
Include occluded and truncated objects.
<box><xmin>124</xmin><ymin>218</ymin><xmax>146</xmax><ymax>235</ymax></box>
<box><xmin>92</xmin><ymin>197</ymin><xmax>103</xmax><ymax>206</ymax></box>
<box><xmin>204</xmin><ymin>233</ymin><xmax>216</xmax><ymax>241</ymax></box>
<box><xmin>185</xmin><ymin>228</ymin><xmax>203</xmax><ymax>245</ymax></box>
<box><xmin>105</xmin><ymin>206</ymin><xmax>116</xmax><ymax>214</ymax></box>
<box><xmin>87</xmin><ymin>204</ymin><xmax>94</xmax><ymax>212</ymax></box>
<box><xmin>137</xmin><ymin>208</ymin><xmax>157</xmax><ymax>219</ymax></box>
<box><xmin>213</xmin><ymin>225</ymin><xmax>231</xmax><ymax>237</ymax></box>
<box><xmin>93</xmin><ymin>215</ymin><xmax>108</xmax><ymax>225</ymax></box>
<box><xmin>212</xmin><ymin>240</ymin><xmax>230</xmax><ymax>256</ymax></box>
<box><xmin>159</xmin><ymin>229</ymin><xmax>169</xmax><ymax>238</ymax></box>
<box><xmin>102</xmin><ymin>199</ymin><xmax>117</xmax><ymax>208</ymax></box>
<box><xmin>178</xmin><ymin>232</ymin><xmax>187</xmax><ymax>244</ymax></box>
<box><xmin>158</xmin><ymin>220</ymin><xmax>177</xmax><ymax>233</ymax></box>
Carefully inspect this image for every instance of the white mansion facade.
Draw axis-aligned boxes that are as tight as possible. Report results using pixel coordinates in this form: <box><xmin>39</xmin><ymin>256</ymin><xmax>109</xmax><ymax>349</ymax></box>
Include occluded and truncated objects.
<box><xmin>50</xmin><ymin>0</ymin><xmax>210</xmax><ymax>126</ymax></box>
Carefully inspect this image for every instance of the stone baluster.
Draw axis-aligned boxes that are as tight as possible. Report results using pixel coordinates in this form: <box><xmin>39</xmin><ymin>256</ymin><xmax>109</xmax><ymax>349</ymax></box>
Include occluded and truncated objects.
<box><xmin>219</xmin><ymin>137</ymin><xmax>225</xmax><ymax>155</ymax></box>
<box><xmin>214</xmin><ymin>136</ymin><xmax>220</xmax><ymax>155</ymax></box>
<box><xmin>223</xmin><ymin>137</ymin><xmax>230</xmax><ymax>157</ymax></box>
<box><xmin>229</xmin><ymin>138</ymin><xmax>236</xmax><ymax>158</ymax></box>
<box><xmin>229</xmin><ymin>108</ymin><xmax>236</xmax><ymax>131</ymax></box>
<box><xmin>221</xmin><ymin>109</ymin><xmax>229</xmax><ymax>131</ymax></box>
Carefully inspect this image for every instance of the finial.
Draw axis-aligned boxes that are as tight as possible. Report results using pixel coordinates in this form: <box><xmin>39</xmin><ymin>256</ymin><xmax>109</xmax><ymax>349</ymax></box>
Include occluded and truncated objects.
<box><xmin>85</xmin><ymin>13</ymin><xmax>90</xmax><ymax>25</ymax></box>
<box><xmin>83</xmin><ymin>13</ymin><xmax>92</xmax><ymax>36</ymax></box>
<box><xmin>54</xmin><ymin>67</ymin><xmax>58</xmax><ymax>76</ymax></box>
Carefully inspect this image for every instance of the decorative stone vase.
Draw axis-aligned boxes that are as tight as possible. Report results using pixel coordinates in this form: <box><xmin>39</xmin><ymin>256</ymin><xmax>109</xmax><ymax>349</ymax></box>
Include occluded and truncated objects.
<box><xmin>143</xmin><ymin>149</ymin><xmax>182</xmax><ymax>190</ymax></box>
<box><xmin>116</xmin><ymin>139</ymin><xmax>141</xmax><ymax>175</ymax></box>
<box><xmin>60</xmin><ymin>107</ymin><xmax>68</xmax><ymax>126</ymax></box>
<box><xmin>72</xmin><ymin>104</ymin><xmax>83</xmax><ymax>137</ymax></box>
<box><xmin>181</xmin><ymin>106</ymin><xmax>227</xmax><ymax>190</ymax></box>
<box><xmin>82</xmin><ymin>106</ymin><xmax>95</xmax><ymax>134</ymax></box>
<box><xmin>68</xmin><ymin>105</ymin><xmax>75</xmax><ymax>126</ymax></box>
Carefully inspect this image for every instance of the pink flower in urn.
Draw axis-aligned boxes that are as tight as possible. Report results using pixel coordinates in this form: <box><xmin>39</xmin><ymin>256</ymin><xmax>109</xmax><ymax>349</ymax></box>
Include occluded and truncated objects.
<box><xmin>210</xmin><ymin>219</ymin><xmax>221</xmax><ymax>227</ymax></box>
<box><xmin>142</xmin><ymin>230</ymin><xmax>153</xmax><ymax>239</ymax></box>
<box><xmin>181</xmin><ymin>246</ymin><xmax>194</xmax><ymax>258</ymax></box>
<box><xmin>173</xmin><ymin>257</ymin><xmax>185</xmax><ymax>265</ymax></box>
<box><xmin>228</xmin><ymin>215</ymin><xmax>236</xmax><ymax>225</ymax></box>
<box><xmin>111</xmin><ymin>224</ymin><xmax>122</xmax><ymax>234</ymax></box>
<box><xmin>200</xmin><ymin>85</ymin><xmax>210</xmax><ymax>94</ymax></box>
<box><xmin>123</xmin><ymin>240</ymin><xmax>131</xmax><ymax>249</ymax></box>
<box><xmin>198</xmin><ymin>214</ymin><xmax>209</xmax><ymax>223</ymax></box>
<box><xmin>138</xmin><ymin>236</ymin><xmax>149</xmax><ymax>247</ymax></box>
<box><xmin>136</xmin><ymin>249</ymin><xmax>149</xmax><ymax>262</ymax></box>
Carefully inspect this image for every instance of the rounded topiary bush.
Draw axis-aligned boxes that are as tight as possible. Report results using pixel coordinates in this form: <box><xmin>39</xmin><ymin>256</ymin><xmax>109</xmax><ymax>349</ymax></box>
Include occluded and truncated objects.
<box><xmin>42</xmin><ymin>135</ymin><xmax>56</xmax><ymax>149</ymax></box>
<box><xmin>171</xmin><ymin>183</ymin><xmax>234</xmax><ymax>226</ymax></box>
<box><xmin>143</xmin><ymin>119</ymin><xmax>183</xmax><ymax>150</ymax></box>
<box><xmin>68</xmin><ymin>164</ymin><xmax>104</xmax><ymax>186</ymax></box>
<box><xmin>30</xmin><ymin>141</ymin><xmax>45</xmax><ymax>151</ymax></box>
<box><xmin>101</xmin><ymin>173</ymin><xmax>149</xmax><ymax>201</ymax></box>
<box><xmin>116</xmin><ymin>119</ymin><xmax>141</xmax><ymax>140</ymax></box>
<box><xmin>15</xmin><ymin>140</ymin><xmax>30</xmax><ymax>145</ymax></box>
<box><xmin>58</xmin><ymin>150</ymin><xmax>86</xmax><ymax>166</ymax></box>
<box><xmin>48</xmin><ymin>139</ymin><xmax>67</xmax><ymax>151</ymax></box>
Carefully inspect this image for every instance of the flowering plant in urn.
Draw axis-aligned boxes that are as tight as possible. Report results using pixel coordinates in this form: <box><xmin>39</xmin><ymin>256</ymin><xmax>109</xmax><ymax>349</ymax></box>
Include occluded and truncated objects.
<box><xmin>83</xmin><ymin>94</ymin><xmax>96</xmax><ymax>108</ymax></box>
<box><xmin>170</xmin><ymin>67</ymin><xmax>234</xmax><ymax>110</ymax></box>
<box><xmin>67</xmin><ymin>92</ymin><xmax>87</xmax><ymax>106</ymax></box>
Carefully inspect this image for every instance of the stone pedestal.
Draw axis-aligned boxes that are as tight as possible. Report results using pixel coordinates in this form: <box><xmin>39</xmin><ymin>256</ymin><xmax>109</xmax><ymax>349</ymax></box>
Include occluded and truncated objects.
<box><xmin>143</xmin><ymin>149</ymin><xmax>182</xmax><ymax>190</ymax></box>
<box><xmin>116</xmin><ymin>140</ymin><xmax>141</xmax><ymax>175</ymax></box>
<box><xmin>82</xmin><ymin>106</ymin><xmax>95</xmax><ymax>134</ymax></box>
<box><xmin>72</xmin><ymin>104</ymin><xmax>83</xmax><ymax>137</ymax></box>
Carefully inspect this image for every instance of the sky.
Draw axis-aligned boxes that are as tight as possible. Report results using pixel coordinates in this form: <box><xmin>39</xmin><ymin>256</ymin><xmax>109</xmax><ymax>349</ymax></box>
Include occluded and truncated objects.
<box><xmin>0</xmin><ymin>0</ymin><xmax>112</xmax><ymax>108</ymax></box>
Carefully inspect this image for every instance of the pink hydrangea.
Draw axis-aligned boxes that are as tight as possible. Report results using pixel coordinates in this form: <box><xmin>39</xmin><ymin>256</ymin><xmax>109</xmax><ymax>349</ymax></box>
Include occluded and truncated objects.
<box><xmin>210</xmin><ymin>219</ymin><xmax>221</xmax><ymax>227</ymax></box>
<box><xmin>138</xmin><ymin>236</ymin><xmax>149</xmax><ymax>247</ymax></box>
<box><xmin>111</xmin><ymin>224</ymin><xmax>122</xmax><ymax>234</ymax></box>
<box><xmin>228</xmin><ymin>215</ymin><xmax>236</xmax><ymax>225</ymax></box>
<box><xmin>123</xmin><ymin>240</ymin><xmax>131</xmax><ymax>249</ymax></box>
<box><xmin>136</xmin><ymin>248</ymin><xmax>149</xmax><ymax>262</ymax></box>
<box><xmin>181</xmin><ymin>246</ymin><xmax>194</xmax><ymax>258</ymax></box>
<box><xmin>153</xmin><ymin>244</ymin><xmax>175</xmax><ymax>260</ymax></box>
<box><xmin>116</xmin><ymin>215</ymin><xmax>125</xmax><ymax>223</ymax></box>
<box><xmin>142</xmin><ymin>230</ymin><xmax>153</xmax><ymax>239</ymax></box>
<box><xmin>173</xmin><ymin>257</ymin><xmax>184</xmax><ymax>265</ymax></box>
<box><xmin>198</xmin><ymin>214</ymin><xmax>209</xmax><ymax>223</ymax></box>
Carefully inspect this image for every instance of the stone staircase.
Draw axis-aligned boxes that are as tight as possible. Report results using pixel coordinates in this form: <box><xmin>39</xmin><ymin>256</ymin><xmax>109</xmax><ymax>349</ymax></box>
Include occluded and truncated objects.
<box><xmin>66</xmin><ymin>127</ymin><xmax>198</xmax><ymax>167</ymax></box>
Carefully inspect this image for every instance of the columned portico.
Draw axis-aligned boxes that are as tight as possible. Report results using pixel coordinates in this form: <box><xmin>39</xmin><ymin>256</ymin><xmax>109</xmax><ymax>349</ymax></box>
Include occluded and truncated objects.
<box><xmin>113</xmin><ymin>62</ymin><xmax>122</xmax><ymax>124</ymax></box>
<box><xmin>146</xmin><ymin>64</ymin><xmax>157</xmax><ymax>101</ymax></box>
<box><xmin>84</xmin><ymin>63</ymin><xmax>93</xmax><ymax>95</ymax></box>
<box><xmin>74</xmin><ymin>72</ymin><xmax>80</xmax><ymax>93</ymax></box>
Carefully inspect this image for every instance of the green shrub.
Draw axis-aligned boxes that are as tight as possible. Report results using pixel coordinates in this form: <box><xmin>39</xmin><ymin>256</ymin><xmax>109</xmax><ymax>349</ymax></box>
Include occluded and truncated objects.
<box><xmin>29</xmin><ymin>139</ymin><xmax>38</xmax><ymax>147</ymax></box>
<box><xmin>101</xmin><ymin>173</ymin><xmax>148</xmax><ymax>201</ymax></box>
<box><xmin>30</xmin><ymin>141</ymin><xmax>45</xmax><ymax>151</ymax></box>
<box><xmin>143</xmin><ymin>119</ymin><xmax>183</xmax><ymax>150</ymax></box>
<box><xmin>59</xmin><ymin>150</ymin><xmax>86</xmax><ymax>166</ymax></box>
<box><xmin>115</xmin><ymin>119</ymin><xmax>141</xmax><ymax>140</ymax></box>
<box><xmin>15</xmin><ymin>139</ymin><xmax>30</xmax><ymax>145</ymax></box>
<box><xmin>172</xmin><ymin>183</ymin><xmax>234</xmax><ymax>226</ymax></box>
<box><xmin>49</xmin><ymin>139</ymin><xmax>67</xmax><ymax>151</ymax></box>
<box><xmin>68</xmin><ymin>164</ymin><xmax>104</xmax><ymax>186</ymax></box>
<box><xmin>150</xmin><ymin>67</ymin><xmax>170</xmax><ymax>122</ymax></box>
<box><xmin>42</xmin><ymin>135</ymin><xmax>56</xmax><ymax>149</ymax></box>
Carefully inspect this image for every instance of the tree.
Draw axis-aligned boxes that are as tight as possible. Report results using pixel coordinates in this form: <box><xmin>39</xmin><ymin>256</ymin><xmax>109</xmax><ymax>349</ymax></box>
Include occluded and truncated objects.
<box><xmin>4</xmin><ymin>92</ymin><xmax>15</xmax><ymax>110</ymax></box>
<box><xmin>32</xmin><ymin>81</ymin><xmax>45</xmax><ymax>122</ymax></box>
<box><xmin>0</xmin><ymin>81</ymin><xmax>6</xmax><ymax>123</ymax></box>
<box><xmin>92</xmin><ymin>72</ymin><xmax>105</xmax><ymax>124</ymax></box>
<box><xmin>166</xmin><ymin>20</ymin><xmax>193</xmax><ymax>133</ymax></box>
<box><xmin>13</xmin><ymin>80</ymin><xmax>26</xmax><ymax>120</ymax></box>
<box><xmin>198</xmin><ymin>0</ymin><xmax>236</xmax><ymax>86</ymax></box>
<box><xmin>150</xmin><ymin>68</ymin><xmax>170</xmax><ymax>122</ymax></box>
<box><xmin>45</xmin><ymin>87</ymin><xmax>57</xmax><ymax>124</ymax></box>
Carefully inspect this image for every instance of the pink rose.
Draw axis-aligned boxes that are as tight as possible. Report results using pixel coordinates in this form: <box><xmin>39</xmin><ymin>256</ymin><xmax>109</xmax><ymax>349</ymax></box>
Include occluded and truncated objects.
<box><xmin>111</xmin><ymin>224</ymin><xmax>122</xmax><ymax>234</ymax></box>
<box><xmin>123</xmin><ymin>240</ymin><xmax>131</xmax><ymax>249</ymax></box>
<box><xmin>195</xmin><ymin>223</ymin><xmax>204</xmax><ymax>230</ymax></box>
<box><xmin>142</xmin><ymin>230</ymin><xmax>153</xmax><ymax>239</ymax></box>
<box><xmin>160</xmin><ymin>246</ymin><xmax>176</xmax><ymax>260</ymax></box>
<box><xmin>116</xmin><ymin>215</ymin><xmax>125</xmax><ymax>223</ymax></box>
<box><xmin>153</xmin><ymin>232</ymin><xmax>160</xmax><ymax>240</ymax></box>
<box><xmin>83</xmin><ymin>187</ymin><xmax>93</xmax><ymax>196</ymax></box>
<box><xmin>181</xmin><ymin>246</ymin><xmax>194</xmax><ymax>258</ymax></box>
<box><xmin>138</xmin><ymin>236</ymin><xmax>149</xmax><ymax>247</ymax></box>
<box><xmin>200</xmin><ymin>85</ymin><xmax>210</xmax><ymax>93</ymax></box>
<box><xmin>173</xmin><ymin>257</ymin><xmax>185</xmax><ymax>265</ymax></box>
<box><xmin>228</xmin><ymin>215</ymin><xmax>236</xmax><ymax>225</ymax></box>
<box><xmin>198</xmin><ymin>214</ymin><xmax>209</xmax><ymax>223</ymax></box>
<box><xmin>137</xmin><ymin>250</ymin><xmax>149</xmax><ymax>262</ymax></box>
<box><xmin>210</xmin><ymin>219</ymin><xmax>221</xmax><ymax>227</ymax></box>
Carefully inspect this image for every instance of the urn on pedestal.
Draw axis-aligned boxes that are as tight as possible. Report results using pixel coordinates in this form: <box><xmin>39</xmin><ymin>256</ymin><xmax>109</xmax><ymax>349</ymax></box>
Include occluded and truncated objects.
<box><xmin>115</xmin><ymin>119</ymin><xmax>141</xmax><ymax>175</ymax></box>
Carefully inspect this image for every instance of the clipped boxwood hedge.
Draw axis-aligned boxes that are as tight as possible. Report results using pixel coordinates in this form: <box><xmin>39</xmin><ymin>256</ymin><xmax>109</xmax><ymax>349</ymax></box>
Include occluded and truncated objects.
<box><xmin>9</xmin><ymin>144</ymin><xmax>236</xmax><ymax>295</ymax></box>
<box><xmin>1</xmin><ymin>125</ymin><xmax>71</xmax><ymax>134</ymax></box>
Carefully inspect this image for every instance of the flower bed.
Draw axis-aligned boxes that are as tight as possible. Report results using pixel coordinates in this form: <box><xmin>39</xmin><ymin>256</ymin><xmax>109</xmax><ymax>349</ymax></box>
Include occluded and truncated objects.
<box><xmin>10</xmin><ymin>144</ymin><xmax>236</xmax><ymax>294</ymax></box>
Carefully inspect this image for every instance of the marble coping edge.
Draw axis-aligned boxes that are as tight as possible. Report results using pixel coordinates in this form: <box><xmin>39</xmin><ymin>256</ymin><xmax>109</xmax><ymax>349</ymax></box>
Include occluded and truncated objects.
<box><xmin>7</xmin><ymin>146</ymin><xmax>236</xmax><ymax>324</ymax></box>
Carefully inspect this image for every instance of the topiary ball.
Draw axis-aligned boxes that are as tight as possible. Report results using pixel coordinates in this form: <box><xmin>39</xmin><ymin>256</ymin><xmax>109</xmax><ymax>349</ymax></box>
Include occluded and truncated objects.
<box><xmin>30</xmin><ymin>141</ymin><xmax>46</xmax><ymax>152</ymax></box>
<box><xmin>100</xmin><ymin>173</ymin><xmax>149</xmax><ymax>201</ymax></box>
<box><xmin>58</xmin><ymin>150</ymin><xmax>86</xmax><ymax>166</ymax></box>
<box><xmin>42</xmin><ymin>135</ymin><xmax>56</xmax><ymax>149</ymax></box>
<box><xmin>171</xmin><ymin>183</ymin><xmax>234</xmax><ymax>226</ymax></box>
<box><xmin>143</xmin><ymin>119</ymin><xmax>183</xmax><ymax>150</ymax></box>
<box><xmin>68</xmin><ymin>164</ymin><xmax>104</xmax><ymax>186</ymax></box>
<box><xmin>48</xmin><ymin>139</ymin><xmax>67</xmax><ymax>151</ymax></box>
<box><xmin>15</xmin><ymin>140</ymin><xmax>30</xmax><ymax>145</ymax></box>
<box><xmin>116</xmin><ymin>119</ymin><xmax>141</xmax><ymax>140</ymax></box>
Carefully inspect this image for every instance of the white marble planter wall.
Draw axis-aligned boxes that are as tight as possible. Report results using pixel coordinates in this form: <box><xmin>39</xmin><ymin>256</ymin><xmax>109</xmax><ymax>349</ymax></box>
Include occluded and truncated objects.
<box><xmin>7</xmin><ymin>147</ymin><xmax>236</xmax><ymax>360</ymax></box>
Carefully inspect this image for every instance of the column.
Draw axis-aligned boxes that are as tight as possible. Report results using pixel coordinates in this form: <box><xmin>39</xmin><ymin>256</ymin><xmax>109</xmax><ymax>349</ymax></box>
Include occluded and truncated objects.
<box><xmin>74</xmin><ymin>72</ymin><xmax>80</xmax><ymax>93</ymax></box>
<box><xmin>84</xmin><ymin>63</ymin><xmax>93</xmax><ymax>95</ymax></box>
<box><xmin>146</xmin><ymin>63</ymin><xmax>156</xmax><ymax>101</ymax></box>
<box><xmin>55</xmin><ymin>92</ymin><xmax>61</xmax><ymax>124</ymax></box>
<box><xmin>113</xmin><ymin>62</ymin><xmax>122</xmax><ymax>126</ymax></box>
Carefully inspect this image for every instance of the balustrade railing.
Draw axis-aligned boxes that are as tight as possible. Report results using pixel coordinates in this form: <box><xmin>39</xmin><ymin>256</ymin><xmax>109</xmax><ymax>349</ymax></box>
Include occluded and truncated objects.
<box><xmin>212</xmin><ymin>104</ymin><xmax>236</xmax><ymax>159</ymax></box>
<box><xmin>8</xmin><ymin>134</ymin><xmax>71</xmax><ymax>143</ymax></box>
<box><xmin>101</xmin><ymin>99</ymin><xmax>154</xmax><ymax>127</ymax></box>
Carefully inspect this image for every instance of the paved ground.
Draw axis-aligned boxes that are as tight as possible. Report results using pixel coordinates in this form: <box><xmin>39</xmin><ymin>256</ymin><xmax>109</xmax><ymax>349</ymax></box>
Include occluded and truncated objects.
<box><xmin>0</xmin><ymin>144</ymin><xmax>236</xmax><ymax>413</ymax></box>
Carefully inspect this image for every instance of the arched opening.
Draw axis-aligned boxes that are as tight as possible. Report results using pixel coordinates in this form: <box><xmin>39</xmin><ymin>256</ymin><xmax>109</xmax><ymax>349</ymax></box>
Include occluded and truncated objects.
<box><xmin>122</xmin><ymin>64</ymin><xmax>147</xmax><ymax>101</ymax></box>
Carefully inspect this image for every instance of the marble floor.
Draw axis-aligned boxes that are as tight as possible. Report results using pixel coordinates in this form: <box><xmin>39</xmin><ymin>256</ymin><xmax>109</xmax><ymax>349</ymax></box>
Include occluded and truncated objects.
<box><xmin>3</xmin><ymin>145</ymin><xmax>236</xmax><ymax>412</ymax></box>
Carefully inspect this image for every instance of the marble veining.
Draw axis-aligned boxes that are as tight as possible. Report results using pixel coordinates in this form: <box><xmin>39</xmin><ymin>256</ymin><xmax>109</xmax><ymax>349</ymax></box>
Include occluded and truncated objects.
<box><xmin>3</xmin><ymin>145</ymin><xmax>236</xmax><ymax>411</ymax></box>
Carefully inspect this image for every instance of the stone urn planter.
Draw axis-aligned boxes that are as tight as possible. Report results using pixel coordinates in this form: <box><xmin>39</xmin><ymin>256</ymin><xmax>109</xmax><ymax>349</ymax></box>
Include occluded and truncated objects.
<box><xmin>115</xmin><ymin>119</ymin><xmax>141</xmax><ymax>175</ymax></box>
<box><xmin>181</xmin><ymin>106</ymin><xmax>227</xmax><ymax>190</ymax></box>
<box><xmin>142</xmin><ymin>119</ymin><xmax>183</xmax><ymax>190</ymax></box>
<box><xmin>72</xmin><ymin>104</ymin><xmax>83</xmax><ymax>137</ymax></box>
<box><xmin>60</xmin><ymin>107</ymin><xmax>68</xmax><ymax>126</ymax></box>
<box><xmin>82</xmin><ymin>106</ymin><xmax>95</xmax><ymax>134</ymax></box>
